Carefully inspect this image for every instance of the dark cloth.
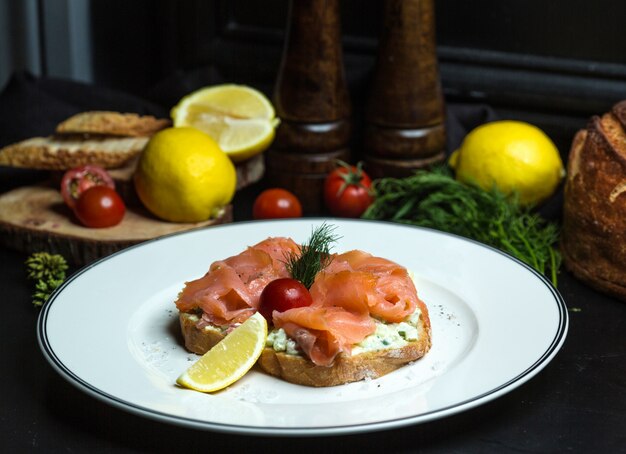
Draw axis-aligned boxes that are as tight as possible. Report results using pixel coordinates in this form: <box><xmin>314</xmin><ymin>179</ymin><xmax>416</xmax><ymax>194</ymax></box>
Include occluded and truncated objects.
<box><xmin>0</xmin><ymin>71</ymin><xmax>498</xmax><ymax>153</ymax></box>
<box><xmin>0</xmin><ymin>72</ymin><xmax>168</xmax><ymax>147</ymax></box>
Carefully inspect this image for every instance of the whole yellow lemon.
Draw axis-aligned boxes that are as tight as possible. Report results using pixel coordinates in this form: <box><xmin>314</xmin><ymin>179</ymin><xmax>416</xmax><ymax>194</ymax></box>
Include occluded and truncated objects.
<box><xmin>134</xmin><ymin>127</ymin><xmax>236</xmax><ymax>222</ymax></box>
<box><xmin>449</xmin><ymin>120</ymin><xmax>565</xmax><ymax>206</ymax></box>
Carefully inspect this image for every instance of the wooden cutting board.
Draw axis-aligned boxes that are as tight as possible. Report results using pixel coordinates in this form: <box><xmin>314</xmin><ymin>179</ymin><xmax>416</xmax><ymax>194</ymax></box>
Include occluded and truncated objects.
<box><xmin>0</xmin><ymin>184</ymin><xmax>232</xmax><ymax>265</ymax></box>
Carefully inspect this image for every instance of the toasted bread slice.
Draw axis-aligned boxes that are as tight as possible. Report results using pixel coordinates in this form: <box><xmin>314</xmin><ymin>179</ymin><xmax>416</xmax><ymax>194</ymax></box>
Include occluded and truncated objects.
<box><xmin>0</xmin><ymin>136</ymin><xmax>148</xmax><ymax>170</ymax></box>
<box><xmin>179</xmin><ymin>311</ymin><xmax>432</xmax><ymax>387</ymax></box>
<box><xmin>56</xmin><ymin>111</ymin><xmax>171</xmax><ymax>137</ymax></box>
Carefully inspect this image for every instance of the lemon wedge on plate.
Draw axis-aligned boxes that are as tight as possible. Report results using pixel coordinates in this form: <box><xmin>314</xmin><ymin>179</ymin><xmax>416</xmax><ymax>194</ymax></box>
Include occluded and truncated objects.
<box><xmin>171</xmin><ymin>84</ymin><xmax>279</xmax><ymax>163</ymax></box>
<box><xmin>176</xmin><ymin>312</ymin><xmax>268</xmax><ymax>393</ymax></box>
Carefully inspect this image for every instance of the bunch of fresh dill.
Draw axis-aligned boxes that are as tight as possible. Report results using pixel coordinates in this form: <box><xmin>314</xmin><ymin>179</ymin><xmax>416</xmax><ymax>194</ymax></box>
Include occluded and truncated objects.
<box><xmin>362</xmin><ymin>167</ymin><xmax>561</xmax><ymax>285</ymax></box>
<box><xmin>286</xmin><ymin>223</ymin><xmax>340</xmax><ymax>288</ymax></box>
<box><xmin>25</xmin><ymin>252</ymin><xmax>68</xmax><ymax>306</ymax></box>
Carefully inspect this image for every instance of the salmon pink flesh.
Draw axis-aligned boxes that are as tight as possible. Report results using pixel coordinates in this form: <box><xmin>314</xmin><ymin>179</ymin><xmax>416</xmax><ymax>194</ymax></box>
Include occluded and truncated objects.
<box><xmin>175</xmin><ymin>236</ymin><xmax>428</xmax><ymax>366</ymax></box>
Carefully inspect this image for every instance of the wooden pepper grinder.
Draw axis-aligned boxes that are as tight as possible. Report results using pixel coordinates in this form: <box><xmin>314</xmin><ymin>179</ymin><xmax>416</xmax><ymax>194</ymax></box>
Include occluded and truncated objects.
<box><xmin>364</xmin><ymin>0</ymin><xmax>446</xmax><ymax>178</ymax></box>
<box><xmin>266</xmin><ymin>0</ymin><xmax>352</xmax><ymax>214</ymax></box>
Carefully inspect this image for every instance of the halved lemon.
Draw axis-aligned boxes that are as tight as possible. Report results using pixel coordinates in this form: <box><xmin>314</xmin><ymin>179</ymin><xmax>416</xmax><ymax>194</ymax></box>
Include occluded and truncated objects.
<box><xmin>176</xmin><ymin>312</ymin><xmax>268</xmax><ymax>393</ymax></box>
<box><xmin>171</xmin><ymin>84</ymin><xmax>279</xmax><ymax>163</ymax></box>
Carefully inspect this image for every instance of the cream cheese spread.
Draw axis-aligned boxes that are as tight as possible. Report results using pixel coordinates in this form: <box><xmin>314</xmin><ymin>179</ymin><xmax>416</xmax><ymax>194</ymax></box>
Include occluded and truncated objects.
<box><xmin>265</xmin><ymin>308</ymin><xmax>422</xmax><ymax>356</ymax></box>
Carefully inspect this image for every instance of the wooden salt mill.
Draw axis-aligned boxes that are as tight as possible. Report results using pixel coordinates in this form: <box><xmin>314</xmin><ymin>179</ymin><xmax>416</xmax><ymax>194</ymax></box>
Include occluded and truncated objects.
<box><xmin>266</xmin><ymin>0</ymin><xmax>351</xmax><ymax>214</ymax></box>
<box><xmin>364</xmin><ymin>0</ymin><xmax>446</xmax><ymax>177</ymax></box>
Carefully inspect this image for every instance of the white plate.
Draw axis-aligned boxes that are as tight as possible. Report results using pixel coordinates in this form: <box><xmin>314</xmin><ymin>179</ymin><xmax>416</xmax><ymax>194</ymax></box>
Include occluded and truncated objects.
<box><xmin>38</xmin><ymin>219</ymin><xmax>567</xmax><ymax>436</ymax></box>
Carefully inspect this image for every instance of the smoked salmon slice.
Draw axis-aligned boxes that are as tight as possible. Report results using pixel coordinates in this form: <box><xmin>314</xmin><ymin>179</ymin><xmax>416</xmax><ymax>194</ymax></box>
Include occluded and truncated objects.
<box><xmin>322</xmin><ymin>250</ymin><xmax>421</xmax><ymax>323</ymax></box>
<box><xmin>273</xmin><ymin>270</ymin><xmax>380</xmax><ymax>365</ymax></box>
<box><xmin>273</xmin><ymin>307</ymin><xmax>376</xmax><ymax>366</ymax></box>
<box><xmin>272</xmin><ymin>251</ymin><xmax>425</xmax><ymax>365</ymax></box>
<box><xmin>175</xmin><ymin>237</ymin><xmax>299</xmax><ymax>325</ymax></box>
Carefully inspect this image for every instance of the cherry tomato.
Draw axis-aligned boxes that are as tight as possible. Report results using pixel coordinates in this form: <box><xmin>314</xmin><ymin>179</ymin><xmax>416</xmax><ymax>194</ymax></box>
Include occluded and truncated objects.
<box><xmin>253</xmin><ymin>188</ymin><xmax>302</xmax><ymax>219</ymax></box>
<box><xmin>60</xmin><ymin>165</ymin><xmax>115</xmax><ymax>209</ymax></box>
<box><xmin>74</xmin><ymin>186</ymin><xmax>126</xmax><ymax>228</ymax></box>
<box><xmin>324</xmin><ymin>161</ymin><xmax>374</xmax><ymax>218</ymax></box>
<box><xmin>258</xmin><ymin>278</ymin><xmax>313</xmax><ymax>321</ymax></box>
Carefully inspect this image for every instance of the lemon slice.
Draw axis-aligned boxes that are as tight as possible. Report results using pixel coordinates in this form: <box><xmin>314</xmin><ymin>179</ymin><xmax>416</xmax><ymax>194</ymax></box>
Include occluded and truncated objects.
<box><xmin>171</xmin><ymin>84</ymin><xmax>279</xmax><ymax>163</ymax></box>
<box><xmin>176</xmin><ymin>312</ymin><xmax>268</xmax><ymax>393</ymax></box>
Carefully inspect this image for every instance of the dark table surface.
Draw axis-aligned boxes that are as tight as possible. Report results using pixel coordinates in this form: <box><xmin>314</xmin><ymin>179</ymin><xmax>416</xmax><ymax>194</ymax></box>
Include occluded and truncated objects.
<box><xmin>1</xmin><ymin>74</ymin><xmax>625</xmax><ymax>452</ymax></box>
<box><xmin>2</xmin><ymin>176</ymin><xmax>625</xmax><ymax>453</ymax></box>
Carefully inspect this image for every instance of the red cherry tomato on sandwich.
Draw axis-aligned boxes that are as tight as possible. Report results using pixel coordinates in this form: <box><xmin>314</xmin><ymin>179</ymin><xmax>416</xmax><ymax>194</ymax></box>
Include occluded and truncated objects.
<box><xmin>60</xmin><ymin>165</ymin><xmax>115</xmax><ymax>209</ymax></box>
<box><xmin>74</xmin><ymin>186</ymin><xmax>126</xmax><ymax>228</ymax></box>
<box><xmin>258</xmin><ymin>278</ymin><xmax>313</xmax><ymax>321</ymax></box>
<box><xmin>253</xmin><ymin>188</ymin><xmax>302</xmax><ymax>219</ymax></box>
<box><xmin>324</xmin><ymin>161</ymin><xmax>374</xmax><ymax>218</ymax></box>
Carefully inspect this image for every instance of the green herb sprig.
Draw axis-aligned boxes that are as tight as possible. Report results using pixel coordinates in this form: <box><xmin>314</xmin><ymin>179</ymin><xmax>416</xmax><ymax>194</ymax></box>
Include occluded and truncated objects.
<box><xmin>25</xmin><ymin>252</ymin><xmax>68</xmax><ymax>306</ymax></box>
<box><xmin>362</xmin><ymin>167</ymin><xmax>561</xmax><ymax>285</ymax></box>
<box><xmin>287</xmin><ymin>223</ymin><xmax>339</xmax><ymax>288</ymax></box>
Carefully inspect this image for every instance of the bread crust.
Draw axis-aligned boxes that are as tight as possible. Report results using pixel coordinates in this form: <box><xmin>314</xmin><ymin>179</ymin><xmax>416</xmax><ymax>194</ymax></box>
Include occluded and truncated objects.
<box><xmin>56</xmin><ymin>111</ymin><xmax>171</xmax><ymax>137</ymax></box>
<box><xmin>561</xmin><ymin>101</ymin><xmax>626</xmax><ymax>302</ymax></box>
<box><xmin>0</xmin><ymin>136</ymin><xmax>149</xmax><ymax>170</ymax></box>
<box><xmin>0</xmin><ymin>111</ymin><xmax>170</xmax><ymax>170</ymax></box>
<box><xmin>179</xmin><ymin>312</ymin><xmax>432</xmax><ymax>387</ymax></box>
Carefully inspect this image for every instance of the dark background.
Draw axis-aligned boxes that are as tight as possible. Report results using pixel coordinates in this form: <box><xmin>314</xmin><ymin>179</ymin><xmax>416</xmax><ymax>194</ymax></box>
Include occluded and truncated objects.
<box><xmin>85</xmin><ymin>0</ymin><xmax>626</xmax><ymax>154</ymax></box>
<box><xmin>2</xmin><ymin>2</ymin><xmax>626</xmax><ymax>451</ymax></box>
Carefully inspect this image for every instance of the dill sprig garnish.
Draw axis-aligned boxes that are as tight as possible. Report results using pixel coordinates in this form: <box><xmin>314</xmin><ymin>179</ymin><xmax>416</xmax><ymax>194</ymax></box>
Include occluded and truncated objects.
<box><xmin>362</xmin><ymin>167</ymin><xmax>562</xmax><ymax>285</ymax></box>
<box><xmin>287</xmin><ymin>223</ymin><xmax>340</xmax><ymax>288</ymax></box>
<box><xmin>25</xmin><ymin>252</ymin><xmax>68</xmax><ymax>307</ymax></box>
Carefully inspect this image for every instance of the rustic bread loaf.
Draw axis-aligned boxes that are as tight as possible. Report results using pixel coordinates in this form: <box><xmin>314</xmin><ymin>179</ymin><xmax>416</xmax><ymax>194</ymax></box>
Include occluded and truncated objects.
<box><xmin>179</xmin><ymin>311</ymin><xmax>432</xmax><ymax>387</ymax></box>
<box><xmin>561</xmin><ymin>100</ymin><xmax>626</xmax><ymax>301</ymax></box>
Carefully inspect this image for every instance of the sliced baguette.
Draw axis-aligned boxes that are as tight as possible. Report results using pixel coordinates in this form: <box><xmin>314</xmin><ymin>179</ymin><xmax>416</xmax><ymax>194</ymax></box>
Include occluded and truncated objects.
<box><xmin>179</xmin><ymin>311</ymin><xmax>432</xmax><ymax>387</ymax></box>
<box><xmin>0</xmin><ymin>111</ymin><xmax>170</xmax><ymax>170</ymax></box>
<box><xmin>0</xmin><ymin>136</ymin><xmax>149</xmax><ymax>170</ymax></box>
<box><xmin>56</xmin><ymin>111</ymin><xmax>171</xmax><ymax>137</ymax></box>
